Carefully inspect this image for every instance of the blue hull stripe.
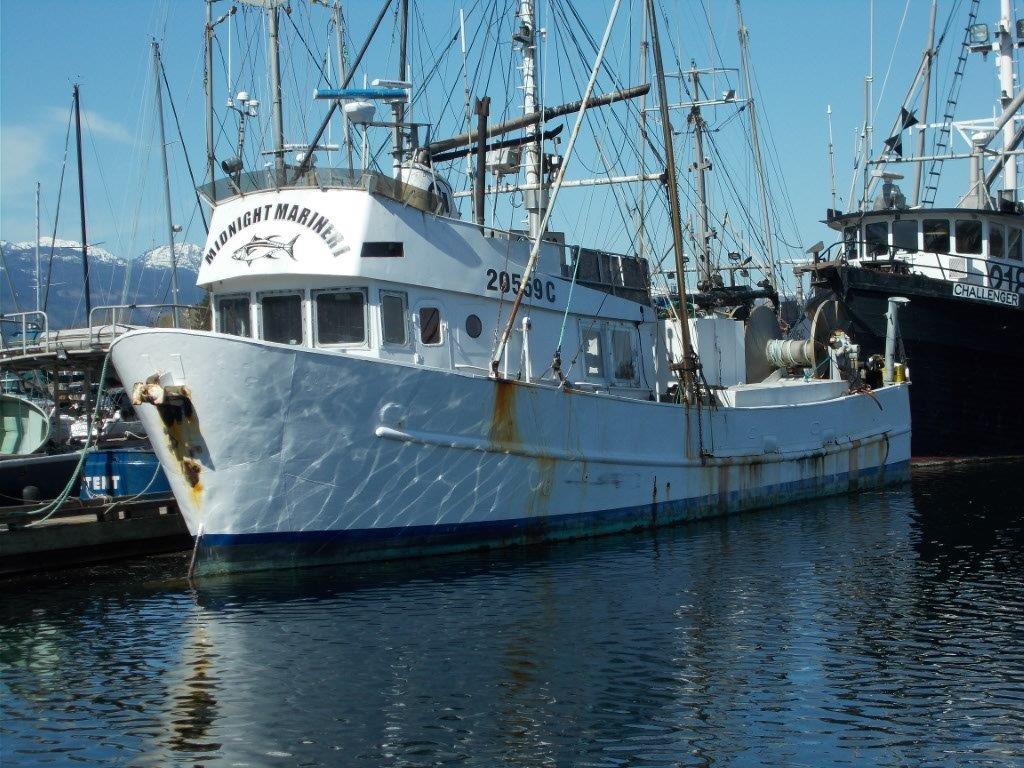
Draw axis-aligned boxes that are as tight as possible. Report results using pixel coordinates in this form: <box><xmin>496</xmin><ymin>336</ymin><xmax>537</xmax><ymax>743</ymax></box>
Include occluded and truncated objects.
<box><xmin>193</xmin><ymin>461</ymin><xmax>910</xmax><ymax>575</ymax></box>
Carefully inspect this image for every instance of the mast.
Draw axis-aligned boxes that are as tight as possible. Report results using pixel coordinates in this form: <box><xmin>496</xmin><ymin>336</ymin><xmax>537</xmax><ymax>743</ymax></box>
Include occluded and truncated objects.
<box><xmin>73</xmin><ymin>84</ymin><xmax>91</xmax><ymax>324</ymax></box>
<box><xmin>912</xmin><ymin>0</ymin><xmax>938</xmax><ymax>206</ymax></box>
<box><xmin>689</xmin><ymin>66</ymin><xmax>713</xmax><ymax>286</ymax></box>
<box><xmin>205</xmin><ymin>0</ymin><xmax>215</xmax><ymax>192</ymax></box>
<box><xmin>333</xmin><ymin>2</ymin><xmax>354</xmax><ymax>171</ymax></box>
<box><xmin>34</xmin><ymin>181</ymin><xmax>40</xmax><ymax>312</ymax></box>
<box><xmin>394</xmin><ymin>0</ymin><xmax>409</xmax><ymax>180</ymax></box>
<box><xmin>268</xmin><ymin>2</ymin><xmax>285</xmax><ymax>181</ymax></box>
<box><xmin>862</xmin><ymin>0</ymin><xmax>874</xmax><ymax>209</ymax></box>
<box><xmin>153</xmin><ymin>41</ymin><xmax>181</xmax><ymax>327</ymax></box>
<box><xmin>997</xmin><ymin>0</ymin><xmax>1017</xmax><ymax>200</ymax></box>
<box><xmin>647</xmin><ymin>0</ymin><xmax>697</xmax><ymax>403</ymax></box>
<box><xmin>519</xmin><ymin>0</ymin><xmax>546</xmax><ymax>238</ymax></box>
<box><xmin>636</xmin><ymin>9</ymin><xmax>649</xmax><ymax>259</ymax></box>
<box><xmin>735</xmin><ymin>0</ymin><xmax>775</xmax><ymax>288</ymax></box>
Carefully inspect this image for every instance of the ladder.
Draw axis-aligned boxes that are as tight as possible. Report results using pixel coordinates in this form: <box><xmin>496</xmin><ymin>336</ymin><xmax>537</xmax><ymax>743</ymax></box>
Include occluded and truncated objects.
<box><xmin>922</xmin><ymin>0</ymin><xmax>981</xmax><ymax>207</ymax></box>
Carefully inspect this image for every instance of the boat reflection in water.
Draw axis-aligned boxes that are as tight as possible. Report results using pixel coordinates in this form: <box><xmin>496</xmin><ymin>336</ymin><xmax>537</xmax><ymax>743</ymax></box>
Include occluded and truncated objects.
<box><xmin>2</xmin><ymin>460</ymin><xmax>998</xmax><ymax>767</ymax></box>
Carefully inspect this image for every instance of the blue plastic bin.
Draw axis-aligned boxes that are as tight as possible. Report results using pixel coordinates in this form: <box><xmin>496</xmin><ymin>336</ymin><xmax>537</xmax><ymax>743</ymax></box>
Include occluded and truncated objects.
<box><xmin>80</xmin><ymin>450</ymin><xmax>171</xmax><ymax>500</ymax></box>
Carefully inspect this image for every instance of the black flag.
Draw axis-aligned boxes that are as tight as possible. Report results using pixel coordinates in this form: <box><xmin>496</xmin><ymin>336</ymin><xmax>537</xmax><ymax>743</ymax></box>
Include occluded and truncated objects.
<box><xmin>884</xmin><ymin>134</ymin><xmax>903</xmax><ymax>157</ymax></box>
<box><xmin>899</xmin><ymin>107</ymin><xmax>919</xmax><ymax>130</ymax></box>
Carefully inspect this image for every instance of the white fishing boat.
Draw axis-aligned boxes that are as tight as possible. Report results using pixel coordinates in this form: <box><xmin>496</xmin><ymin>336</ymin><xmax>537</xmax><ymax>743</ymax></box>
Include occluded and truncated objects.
<box><xmin>110</xmin><ymin>0</ymin><xmax>910</xmax><ymax>575</ymax></box>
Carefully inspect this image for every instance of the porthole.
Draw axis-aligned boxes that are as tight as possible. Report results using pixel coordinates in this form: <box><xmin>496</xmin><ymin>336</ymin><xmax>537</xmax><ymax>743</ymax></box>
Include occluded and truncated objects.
<box><xmin>465</xmin><ymin>314</ymin><xmax>482</xmax><ymax>338</ymax></box>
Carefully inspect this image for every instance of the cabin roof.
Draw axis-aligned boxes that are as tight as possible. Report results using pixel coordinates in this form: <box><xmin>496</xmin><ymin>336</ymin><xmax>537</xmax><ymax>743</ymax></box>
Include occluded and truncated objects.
<box><xmin>825</xmin><ymin>207</ymin><xmax>1024</xmax><ymax>230</ymax></box>
<box><xmin>198</xmin><ymin>167</ymin><xmax>446</xmax><ymax>215</ymax></box>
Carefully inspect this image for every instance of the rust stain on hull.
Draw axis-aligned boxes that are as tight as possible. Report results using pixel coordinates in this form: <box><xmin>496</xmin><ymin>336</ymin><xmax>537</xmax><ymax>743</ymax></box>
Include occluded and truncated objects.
<box><xmin>159</xmin><ymin>397</ymin><xmax>207</xmax><ymax>508</ymax></box>
<box><xmin>489</xmin><ymin>379</ymin><xmax>520</xmax><ymax>448</ymax></box>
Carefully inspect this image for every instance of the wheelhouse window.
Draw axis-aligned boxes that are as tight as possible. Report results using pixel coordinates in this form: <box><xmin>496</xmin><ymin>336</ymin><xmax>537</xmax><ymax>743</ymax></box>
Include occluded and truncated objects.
<box><xmin>865</xmin><ymin>221</ymin><xmax>889</xmax><ymax>257</ymax></box>
<box><xmin>419</xmin><ymin>307</ymin><xmax>442</xmax><ymax>345</ymax></box>
<box><xmin>990</xmin><ymin>223</ymin><xmax>1004</xmax><ymax>259</ymax></box>
<box><xmin>582</xmin><ymin>325</ymin><xmax>604</xmax><ymax>378</ymax></box>
<box><xmin>923</xmin><ymin>219</ymin><xmax>950</xmax><ymax>253</ymax></box>
<box><xmin>1009</xmin><ymin>226</ymin><xmax>1022</xmax><ymax>261</ymax></box>
<box><xmin>315</xmin><ymin>290</ymin><xmax>366</xmax><ymax>345</ymax></box>
<box><xmin>361</xmin><ymin>241</ymin><xmax>404</xmax><ymax>258</ymax></box>
<box><xmin>955</xmin><ymin>220</ymin><xmax>982</xmax><ymax>255</ymax></box>
<box><xmin>892</xmin><ymin>219</ymin><xmax>918</xmax><ymax>253</ymax></box>
<box><xmin>217</xmin><ymin>295</ymin><xmax>250</xmax><ymax>337</ymax></box>
<box><xmin>610</xmin><ymin>328</ymin><xmax>636</xmax><ymax>382</ymax></box>
<box><xmin>843</xmin><ymin>226</ymin><xmax>858</xmax><ymax>259</ymax></box>
<box><xmin>260</xmin><ymin>293</ymin><xmax>303</xmax><ymax>345</ymax></box>
<box><xmin>381</xmin><ymin>291</ymin><xmax>408</xmax><ymax>345</ymax></box>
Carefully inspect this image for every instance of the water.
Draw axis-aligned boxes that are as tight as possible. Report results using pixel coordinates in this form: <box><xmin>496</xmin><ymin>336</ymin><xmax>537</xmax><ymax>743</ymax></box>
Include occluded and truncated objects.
<box><xmin>3</xmin><ymin>461</ymin><xmax>1023</xmax><ymax>767</ymax></box>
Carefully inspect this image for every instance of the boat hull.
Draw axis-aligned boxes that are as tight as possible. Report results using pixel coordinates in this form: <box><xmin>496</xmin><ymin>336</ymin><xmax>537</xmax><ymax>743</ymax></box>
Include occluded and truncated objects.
<box><xmin>813</xmin><ymin>264</ymin><xmax>1024</xmax><ymax>457</ymax></box>
<box><xmin>110</xmin><ymin>329</ymin><xmax>911</xmax><ymax>575</ymax></box>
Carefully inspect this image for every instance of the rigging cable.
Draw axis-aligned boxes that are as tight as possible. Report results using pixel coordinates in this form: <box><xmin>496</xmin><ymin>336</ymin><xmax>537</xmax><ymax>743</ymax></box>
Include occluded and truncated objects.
<box><xmin>42</xmin><ymin>98</ymin><xmax>76</xmax><ymax>312</ymax></box>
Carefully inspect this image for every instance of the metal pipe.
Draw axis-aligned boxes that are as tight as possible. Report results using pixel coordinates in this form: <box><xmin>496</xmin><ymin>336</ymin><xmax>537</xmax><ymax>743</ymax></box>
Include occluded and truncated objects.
<box><xmin>765</xmin><ymin>339</ymin><xmax>815</xmax><ymax>370</ymax></box>
<box><xmin>999</xmin><ymin>0</ymin><xmax>1017</xmax><ymax>196</ymax></box>
<box><xmin>690</xmin><ymin>67</ymin><xmax>712</xmax><ymax>286</ymax></box>
<box><xmin>205</xmin><ymin>0</ymin><xmax>215</xmax><ymax>193</ymax></box>
<box><xmin>474</xmin><ymin>96</ymin><xmax>490</xmax><ymax>226</ymax></box>
<box><xmin>332</xmin><ymin>2</ymin><xmax>354</xmax><ymax>172</ymax></box>
<box><xmin>912</xmin><ymin>0</ymin><xmax>938</xmax><ymax>206</ymax></box>
<box><xmin>637</xmin><ymin>8</ymin><xmax>649</xmax><ymax>260</ymax></box>
<box><xmin>268</xmin><ymin>4</ymin><xmax>285</xmax><ymax>181</ymax></box>
<box><xmin>735</xmin><ymin>0</ymin><xmax>774</xmax><ymax>288</ymax></box>
<box><xmin>519</xmin><ymin>0</ymin><xmax>544</xmax><ymax>237</ymax></box>
<box><xmin>451</xmin><ymin>170</ymin><xmax>663</xmax><ymax>198</ymax></box>
<box><xmin>34</xmin><ymin>181</ymin><xmax>40</xmax><ymax>312</ymax></box>
<box><xmin>491</xmin><ymin>0</ymin><xmax>622</xmax><ymax>374</ymax></box>
<box><xmin>394</xmin><ymin>0</ymin><xmax>408</xmax><ymax>179</ymax></box>
<box><xmin>986</xmin><ymin>123</ymin><xmax>1024</xmax><ymax>187</ymax></box>
<box><xmin>883</xmin><ymin>296</ymin><xmax>909</xmax><ymax>385</ymax></box>
<box><xmin>290</xmin><ymin>0</ymin><xmax>395</xmax><ymax>184</ymax></box>
<box><xmin>426</xmin><ymin>84</ymin><xmax>648</xmax><ymax>156</ymax></box>
<box><xmin>647</xmin><ymin>0</ymin><xmax>697</xmax><ymax>403</ymax></box>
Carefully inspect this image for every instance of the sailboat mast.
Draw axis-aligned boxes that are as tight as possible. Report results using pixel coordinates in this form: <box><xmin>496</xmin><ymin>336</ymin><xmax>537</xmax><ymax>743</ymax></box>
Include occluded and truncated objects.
<box><xmin>73</xmin><ymin>84</ymin><xmax>91</xmax><ymax>324</ymax></box>
<box><xmin>735</xmin><ymin>0</ymin><xmax>775</xmax><ymax>288</ymax></box>
<box><xmin>912</xmin><ymin>0</ymin><xmax>938</xmax><ymax>206</ymax></box>
<box><xmin>998</xmin><ymin>0</ymin><xmax>1017</xmax><ymax>199</ymax></box>
<box><xmin>34</xmin><ymin>181</ymin><xmax>40</xmax><ymax>312</ymax></box>
<box><xmin>153</xmin><ymin>41</ymin><xmax>181</xmax><ymax>327</ymax></box>
<box><xmin>519</xmin><ymin>0</ymin><xmax>546</xmax><ymax>237</ymax></box>
<box><xmin>268</xmin><ymin>2</ymin><xmax>285</xmax><ymax>180</ymax></box>
<box><xmin>646</xmin><ymin>0</ymin><xmax>697</xmax><ymax>402</ymax></box>
<box><xmin>689</xmin><ymin>66</ymin><xmax>712</xmax><ymax>286</ymax></box>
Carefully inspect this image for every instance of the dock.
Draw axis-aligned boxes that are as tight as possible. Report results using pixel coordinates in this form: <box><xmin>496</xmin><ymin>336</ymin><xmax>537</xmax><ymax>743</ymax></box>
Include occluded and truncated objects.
<box><xmin>0</xmin><ymin>496</ymin><xmax>190</xmax><ymax>576</ymax></box>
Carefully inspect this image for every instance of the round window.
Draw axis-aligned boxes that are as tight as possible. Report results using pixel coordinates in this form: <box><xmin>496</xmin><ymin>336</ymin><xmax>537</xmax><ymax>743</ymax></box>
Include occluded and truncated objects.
<box><xmin>465</xmin><ymin>314</ymin><xmax>483</xmax><ymax>339</ymax></box>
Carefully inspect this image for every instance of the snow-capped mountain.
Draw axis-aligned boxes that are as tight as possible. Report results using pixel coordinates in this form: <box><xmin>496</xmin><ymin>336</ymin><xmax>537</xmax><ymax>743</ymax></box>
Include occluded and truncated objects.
<box><xmin>0</xmin><ymin>240</ymin><xmax>205</xmax><ymax>329</ymax></box>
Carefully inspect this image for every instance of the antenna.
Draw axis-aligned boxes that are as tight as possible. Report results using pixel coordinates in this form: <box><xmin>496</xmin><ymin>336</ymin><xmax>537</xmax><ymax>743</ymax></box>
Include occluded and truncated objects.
<box><xmin>827</xmin><ymin>105</ymin><xmax>837</xmax><ymax>210</ymax></box>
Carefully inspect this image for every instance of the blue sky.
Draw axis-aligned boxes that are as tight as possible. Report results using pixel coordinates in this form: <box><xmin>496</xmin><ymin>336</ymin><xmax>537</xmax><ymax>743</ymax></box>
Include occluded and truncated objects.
<box><xmin>1</xmin><ymin>0</ymin><xmax>1017</xmax><ymax>281</ymax></box>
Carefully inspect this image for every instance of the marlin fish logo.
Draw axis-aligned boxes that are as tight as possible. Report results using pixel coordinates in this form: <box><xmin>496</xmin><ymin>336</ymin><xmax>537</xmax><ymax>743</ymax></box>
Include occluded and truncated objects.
<box><xmin>231</xmin><ymin>234</ymin><xmax>300</xmax><ymax>266</ymax></box>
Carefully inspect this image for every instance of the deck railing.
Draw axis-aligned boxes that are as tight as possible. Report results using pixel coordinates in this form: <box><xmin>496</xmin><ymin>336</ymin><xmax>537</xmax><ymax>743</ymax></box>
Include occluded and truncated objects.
<box><xmin>0</xmin><ymin>304</ymin><xmax>209</xmax><ymax>361</ymax></box>
<box><xmin>812</xmin><ymin>239</ymin><xmax>1018</xmax><ymax>288</ymax></box>
<box><xmin>0</xmin><ymin>311</ymin><xmax>49</xmax><ymax>356</ymax></box>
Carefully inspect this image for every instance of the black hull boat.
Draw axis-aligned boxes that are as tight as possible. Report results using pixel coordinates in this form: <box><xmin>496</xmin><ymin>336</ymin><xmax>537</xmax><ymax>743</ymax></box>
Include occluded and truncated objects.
<box><xmin>798</xmin><ymin>0</ymin><xmax>1024</xmax><ymax>459</ymax></box>
<box><xmin>812</xmin><ymin>262</ymin><xmax>1023</xmax><ymax>457</ymax></box>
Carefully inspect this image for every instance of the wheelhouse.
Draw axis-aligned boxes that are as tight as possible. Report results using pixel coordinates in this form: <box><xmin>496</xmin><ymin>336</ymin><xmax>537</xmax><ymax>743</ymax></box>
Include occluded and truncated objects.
<box><xmin>828</xmin><ymin>208</ymin><xmax>1024</xmax><ymax>293</ymax></box>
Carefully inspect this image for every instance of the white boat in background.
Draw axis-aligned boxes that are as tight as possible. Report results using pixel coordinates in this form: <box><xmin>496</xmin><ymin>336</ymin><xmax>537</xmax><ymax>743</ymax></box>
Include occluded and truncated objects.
<box><xmin>111</xmin><ymin>0</ymin><xmax>910</xmax><ymax>575</ymax></box>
